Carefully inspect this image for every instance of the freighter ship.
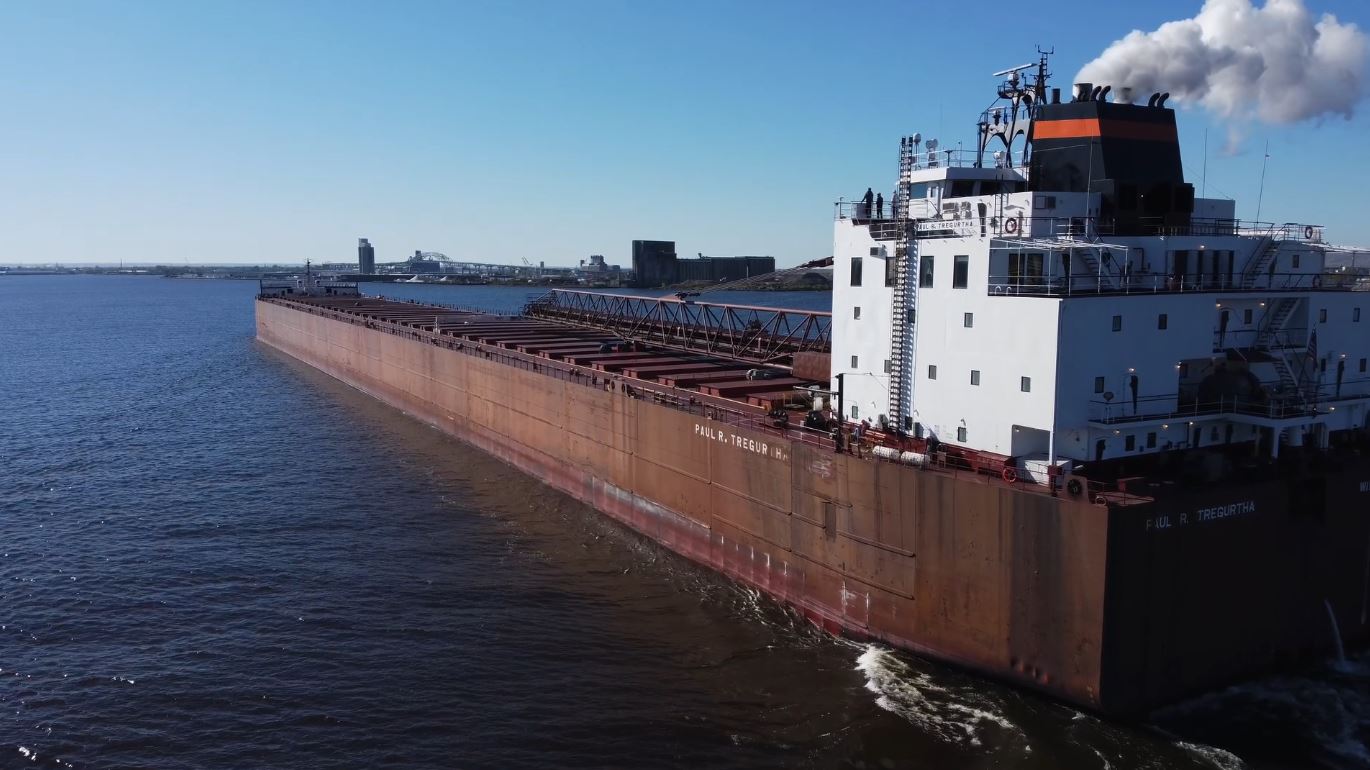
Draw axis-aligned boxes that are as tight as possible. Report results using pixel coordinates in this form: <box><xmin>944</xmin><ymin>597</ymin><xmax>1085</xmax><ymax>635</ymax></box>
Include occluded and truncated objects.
<box><xmin>256</xmin><ymin>54</ymin><xmax>1370</xmax><ymax>716</ymax></box>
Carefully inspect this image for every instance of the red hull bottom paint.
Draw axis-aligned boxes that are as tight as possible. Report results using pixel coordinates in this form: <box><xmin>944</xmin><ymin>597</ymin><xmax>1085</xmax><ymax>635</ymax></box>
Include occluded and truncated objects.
<box><xmin>257</xmin><ymin>298</ymin><xmax>1370</xmax><ymax>716</ymax></box>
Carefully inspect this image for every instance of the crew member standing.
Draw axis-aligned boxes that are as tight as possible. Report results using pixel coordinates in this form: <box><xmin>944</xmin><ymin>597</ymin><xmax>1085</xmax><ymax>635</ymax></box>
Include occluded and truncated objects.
<box><xmin>862</xmin><ymin>188</ymin><xmax>874</xmax><ymax>219</ymax></box>
<box><xmin>875</xmin><ymin>193</ymin><xmax>884</xmax><ymax>219</ymax></box>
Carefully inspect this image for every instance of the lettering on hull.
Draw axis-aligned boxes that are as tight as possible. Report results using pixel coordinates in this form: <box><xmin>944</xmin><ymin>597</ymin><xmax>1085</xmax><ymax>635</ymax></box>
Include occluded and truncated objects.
<box><xmin>1145</xmin><ymin>500</ymin><xmax>1256</xmax><ymax>533</ymax></box>
<box><xmin>694</xmin><ymin>422</ymin><xmax>788</xmax><ymax>462</ymax></box>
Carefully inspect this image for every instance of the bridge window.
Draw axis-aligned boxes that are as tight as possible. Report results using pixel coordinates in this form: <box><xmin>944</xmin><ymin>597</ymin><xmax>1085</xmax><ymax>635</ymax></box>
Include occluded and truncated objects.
<box><xmin>919</xmin><ymin>256</ymin><xmax>935</xmax><ymax>288</ymax></box>
<box><xmin>1292</xmin><ymin>253</ymin><xmax>1301</xmax><ymax>269</ymax></box>
<box><xmin>948</xmin><ymin>180</ymin><xmax>976</xmax><ymax>198</ymax></box>
<box><xmin>1094</xmin><ymin>376</ymin><xmax>1105</xmax><ymax>393</ymax></box>
<box><xmin>928</xmin><ymin>364</ymin><xmax>937</xmax><ymax>380</ymax></box>
<box><xmin>1112</xmin><ymin>315</ymin><xmax>1122</xmax><ymax>332</ymax></box>
<box><xmin>970</xmin><ymin>369</ymin><xmax>980</xmax><ymax>386</ymax></box>
<box><xmin>850</xmin><ymin>257</ymin><xmax>863</xmax><ymax>287</ymax></box>
<box><xmin>1020</xmin><ymin>376</ymin><xmax>1031</xmax><ymax>392</ymax></box>
<box><xmin>852</xmin><ymin>405</ymin><xmax>860</xmax><ymax>419</ymax></box>
<box><xmin>1158</xmin><ymin>313</ymin><xmax>1168</xmax><ymax>330</ymax></box>
<box><xmin>911</xmin><ymin>182</ymin><xmax>930</xmax><ymax>199</ymax></box>
<box><xmin>885</xmin><ymin>256</ymin><xmax>897</xmax><ymax>287</ymax></box>
<box><xmin>1126</xmin><ymin>435</ymin><xmax>1136</xmax><ymax>451</ymax></box>
<box><xmin>851</xmin><ymin>355</ymin><xmax>859</xmax><ymax>369</ymax></box>
<box><xmin>963</xmin><ymin>312</ymin><xmax>973</xmax><ymax>328</ymax></box>
<box><xmin>1147</xmin><ymin>432</ymin><xmax>1157</xmax><ymax>448</ymax></box>
<box><xmin>1244</xmin><ymin>308</ymin><xmax>1253</xmax><ymax>324</ymax></box>
<box><xmin>953</xmin><ymin>255</ymin><xmax>969</xmax><ymax>289</ymax></box>
<box><xmin>1361</xmin><ymin>358</ymin><xmax>1367</xmax><ymax>373</ymax></box>
<box><xmin>957</xmin><ymin>426</ymin><xmax>967</xmax><ymax>442</ymax></box>
<box><xmin>883</xmin><ymin>359</ymin><xmax>891</xmax><ymax>373</ymax></box>
<box><xmin>1320</xmin><ymin>309</ymin><xmax>1327</xmax><ymax>323</ymax></box>
<box><xmin>854</xmin><ymin>306</ymin><xmax>862</xmax><ymax>319</ymax></box>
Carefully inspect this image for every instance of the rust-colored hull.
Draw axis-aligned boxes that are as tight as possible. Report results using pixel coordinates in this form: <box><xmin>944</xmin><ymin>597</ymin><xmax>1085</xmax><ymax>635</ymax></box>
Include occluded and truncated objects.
<box><xmin>256</xmin><ymin>298</ymin><xmax>1370</xmax><ymax>715</ymax></box>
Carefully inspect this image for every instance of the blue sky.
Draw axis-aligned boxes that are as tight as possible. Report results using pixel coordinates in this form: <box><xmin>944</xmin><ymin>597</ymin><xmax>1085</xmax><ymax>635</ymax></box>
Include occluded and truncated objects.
<box><xmin>3</xmin><ymin>0</ymin><xmax>1368</xmax><ymax>266</ymax></box>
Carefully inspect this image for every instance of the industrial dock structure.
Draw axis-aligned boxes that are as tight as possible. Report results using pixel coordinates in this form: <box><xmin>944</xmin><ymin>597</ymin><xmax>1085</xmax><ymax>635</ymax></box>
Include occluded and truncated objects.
<box><xmin>258</xmin><ymin>55</ymin><xmax>1370</xmax><ymax>715</ymax></box>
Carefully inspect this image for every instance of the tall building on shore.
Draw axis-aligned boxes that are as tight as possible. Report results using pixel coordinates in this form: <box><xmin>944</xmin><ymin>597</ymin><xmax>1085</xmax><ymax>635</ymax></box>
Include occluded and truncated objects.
<box><xmin>358</xmin><ymin>238</ymin><xmax>376</xmax><ymax>274</ymax></box>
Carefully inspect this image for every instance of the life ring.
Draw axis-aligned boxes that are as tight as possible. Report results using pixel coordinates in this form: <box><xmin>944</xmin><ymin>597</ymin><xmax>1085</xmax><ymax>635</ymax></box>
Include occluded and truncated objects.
<box><xmin>1093</xmin><ymin>495</ymin><xmax>1108</xmax><ymax>508</ymax></box>
<box><xmin>1002</xmin><ymin>466</ymin><xmax>1018</xmax><ymax>484</ymax></box>
<box><xmin>1066</xmin><ymin>478</ymin><xmax>1084</xmax><ymax>498</ymax></box>
<box><xmin>1305</xmin><ymin>225</ymin><xmax>1314</xmax><ymax>240</ymax></box>
<box><xmin>1005</xmin><ymin>217</ymin><xmax>1020</xmax><ymax>235</ymax></box>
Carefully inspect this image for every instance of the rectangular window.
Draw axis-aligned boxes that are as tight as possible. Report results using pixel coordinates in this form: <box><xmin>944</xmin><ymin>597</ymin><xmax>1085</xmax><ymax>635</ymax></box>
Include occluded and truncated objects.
<box><xmin>1355</xmin><ymin>307</ymin><xmax>1362</xmax><ymax>322</ymax></box>
<box><xmin>1020</xmin><ymin>376</ymin><xmax>1031</xmax><ymax>392</ymax></box>
<box><xmin>1361</xmin><ymin>358</ymin><xmax>1367</xmax><ymax>373</ymax></box>
<box><xmin>1112</xmin><ymin>315</ymin><xmax>1122</xmax><ymax>332</ymax></box>
<box><xmin>1321</xmin><ymin>358</ymin><xmax>1327</xmax><ymax>373</ymax></box>
<box><xmin>957</xmin><ymin>426</ymin><xmax>967</xmax><ymax>442</ymax></box>
<box><xmin>854</xmin><ymin>306</ymin><xmax>861</xmax><ymax>319</ymax></box>
<box><xmin>1210</xmin><ymin>425</ymin><xmax>1220</xmax><ymax>442</ymax></box>
<box><xmin>963</xmin><ymin>312</ymin><xmax>974</xmax><ymax>328</ymax></box>
<box><xmin>1243</xmin><ymin>308</ymin><xmax>1253</xmax><ymax>324</ymax></box>
<box><xmin>850</xmin><ymin>257</ymin><xmax>863</xmax><ymax>287</ymax></box>
<box><xmin>869</xmin><ymin>247</ymin><xmax>880</xmax><ymax>256</ymax></box>
<box><xmin>1125</xmin><ymin>434</ymin><xmax>1136</xmax><ymax>451</ymax></box>
<box><xmin>1094</xmin><ymin>376</ymin><xmax>1105</xmax><ymax>394</ymax></box>
<box><xmin>1320</xmin><ymin>308</ymin><xmax>1328</xmax><ymax>323</ymax></box>
<box><xmin>919</xmin><ymin>256</ymin><xmax>935</xmax><ymax>288</ymax></box>
<box><xmin>885</xmin><ymin>255</ymin><xmax>897</xmax><ymax>287</ymax></box>
<box><xmin>851</xmin><ymin>355</ymin><xmax>858</xmax><ymax>369</ymax></box>
<box><xmin>883</xmin><ymin>359</ymin><xmax>891</xmax><ymax>373</ymax></box>
<box><xmin>1292</xmin><ymin>253</ymin><xmax>1301</xmax><ymax>269</ymax></box>
<box><xmin>851</xmin><ymin>405</ymin><xmax>859</xmax><ymax>419</ymax></box>
<box><xmin>952</xmin><ymin>255</ymin><xmax>969</xmax><ymax>289</ymax></box>
<box><xmin>1146</xmin><ymin>432</ymin><xmax>1157</xmax><ymax>448</ymax></box>
<box><xmin>970</xmin><ymin>369</ymin><xmax>980</xmax><ymax>386</ymax></box>
<box><xmin>928</xmin><ymin>364</ymin><xmax>937</xmax><ymax>380</ymax></box>
<box><xmin>1158</xmin><ymin>313</ymin><xmax>1168</xmax><ymax>330</ymax></box>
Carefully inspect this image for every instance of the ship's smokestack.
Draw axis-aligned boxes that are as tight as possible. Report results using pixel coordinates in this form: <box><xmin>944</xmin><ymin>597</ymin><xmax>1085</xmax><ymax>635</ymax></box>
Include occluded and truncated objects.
<box><xmin>1075</xmin><ymin>82</ymin><xmax>1093</xmax><ymax>102</ymax></box>
<box><xmin>1051</xmin><ymin>87</ymin><xmax>1061</xmax><ymax>104</ymax></box>
<box><xmin>1076</xmin><ymin>0</ymin><xmax>1367</xmax><ymax>125</ymax></box>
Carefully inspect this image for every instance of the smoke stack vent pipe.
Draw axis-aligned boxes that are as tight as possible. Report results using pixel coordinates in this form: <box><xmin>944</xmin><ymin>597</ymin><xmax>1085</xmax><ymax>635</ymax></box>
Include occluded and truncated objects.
<box><xmin>1147</xmin><ymin>92</ymin><xmax>1159</xmax><ymax>107</ymax></box>
<box><xmin>1097</xmin><ymin>85</ymin><xmax>1112</xmax><ymax>102</ymax></box>
<box><xmin>1159</xmin><ymin>92</ymin><xmax>1170</xmax><ymax>108</ymax></box>
<box><xmin>1075</xmin><ymin>82</ymin><xmax>1093</xmax><ymax>102</ymax></box>
<box><xmin>1051</xmin><ymin>87</ymin><xmax>1061</xmax><ymax>104</ymax></box>
<box><xmin>1091</xmin><ymin>85</ymin><xmax>1104</xmax><ymax>101</ymax></box>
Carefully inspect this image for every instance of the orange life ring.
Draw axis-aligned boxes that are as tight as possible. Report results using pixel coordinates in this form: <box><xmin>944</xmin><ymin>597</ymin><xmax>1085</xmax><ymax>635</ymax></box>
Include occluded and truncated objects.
<box><xmin>1002</xmin><ymin>466</ymin><xmax>1018</xmax><ymax>484</ymax></box>
<box><xmin>1005</xmin><ymin>217</ymin><xmax>1020</xmax><ymax>234</ymax></box>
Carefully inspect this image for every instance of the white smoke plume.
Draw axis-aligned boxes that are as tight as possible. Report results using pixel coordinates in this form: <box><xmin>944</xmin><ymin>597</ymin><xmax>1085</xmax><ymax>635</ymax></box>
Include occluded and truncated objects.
<box><xmin>1077</xmin><ymin>0</ymin><xmax>1368</xmax><ymax>125</ymax></box>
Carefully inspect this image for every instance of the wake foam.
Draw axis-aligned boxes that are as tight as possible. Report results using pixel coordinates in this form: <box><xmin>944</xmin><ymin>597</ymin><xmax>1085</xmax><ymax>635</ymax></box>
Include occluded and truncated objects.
<box><xmin>854</xmin><ymin>645</ymin><xmax>1026</xmax><ymax>750</ymax></box>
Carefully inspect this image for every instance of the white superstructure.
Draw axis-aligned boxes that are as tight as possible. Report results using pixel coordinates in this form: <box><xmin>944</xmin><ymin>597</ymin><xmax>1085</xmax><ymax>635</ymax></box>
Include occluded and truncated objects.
<box><xmin>830</xmin><ymin>57</ymin><xmax>1369</xmax><ymax>474</ymax></box>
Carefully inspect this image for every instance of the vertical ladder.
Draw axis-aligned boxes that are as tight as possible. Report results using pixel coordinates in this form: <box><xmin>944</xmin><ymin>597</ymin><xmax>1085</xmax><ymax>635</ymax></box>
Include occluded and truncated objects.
<box><xmin>887</xmin><ymin>137</ymin><xmax>917</xmax><ymax>429</ymax></box>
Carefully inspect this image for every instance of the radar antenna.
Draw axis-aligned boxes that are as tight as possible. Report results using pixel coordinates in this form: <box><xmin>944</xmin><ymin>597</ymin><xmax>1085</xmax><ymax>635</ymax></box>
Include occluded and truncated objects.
<box><xmin>976</xmin><ymin>48</ymin><xmax>1051</xmax><ymax>168</ymax></box>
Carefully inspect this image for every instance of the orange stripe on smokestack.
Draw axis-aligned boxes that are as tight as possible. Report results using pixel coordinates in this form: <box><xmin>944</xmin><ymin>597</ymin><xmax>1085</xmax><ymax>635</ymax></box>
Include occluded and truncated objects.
<box><xmin>1034</xmin><ymin>118</ymin><xmax>1178</xmax><ymax>142</ymax></box>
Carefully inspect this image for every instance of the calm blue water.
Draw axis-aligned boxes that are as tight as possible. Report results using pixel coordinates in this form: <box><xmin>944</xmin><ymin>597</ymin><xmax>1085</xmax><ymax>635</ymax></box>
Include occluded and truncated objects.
<box><xmin>1</xmin><ymin>275</ymin><xmax>1366</xmax><ymax>769</ymax></box>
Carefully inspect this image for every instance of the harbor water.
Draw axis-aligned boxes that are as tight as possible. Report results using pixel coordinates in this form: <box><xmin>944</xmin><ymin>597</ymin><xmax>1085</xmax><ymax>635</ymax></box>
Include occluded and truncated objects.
<box><xmin>2</xmin><ymin>275</ymin><xmax>1368</xmax><ymax>769</ymax></box>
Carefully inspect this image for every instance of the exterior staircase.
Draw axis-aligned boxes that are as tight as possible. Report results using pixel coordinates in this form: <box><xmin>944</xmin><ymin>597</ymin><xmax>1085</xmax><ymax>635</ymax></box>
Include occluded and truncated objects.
<box><xmin>1240</xmin><ymin>235</ymin><xmax>1280</xmax><ymax>289</ymax></box>
<box><xmin>1255</xmin><ymin>297</ymin><xmax>1298</xmax><ymax>349</ymax></box>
